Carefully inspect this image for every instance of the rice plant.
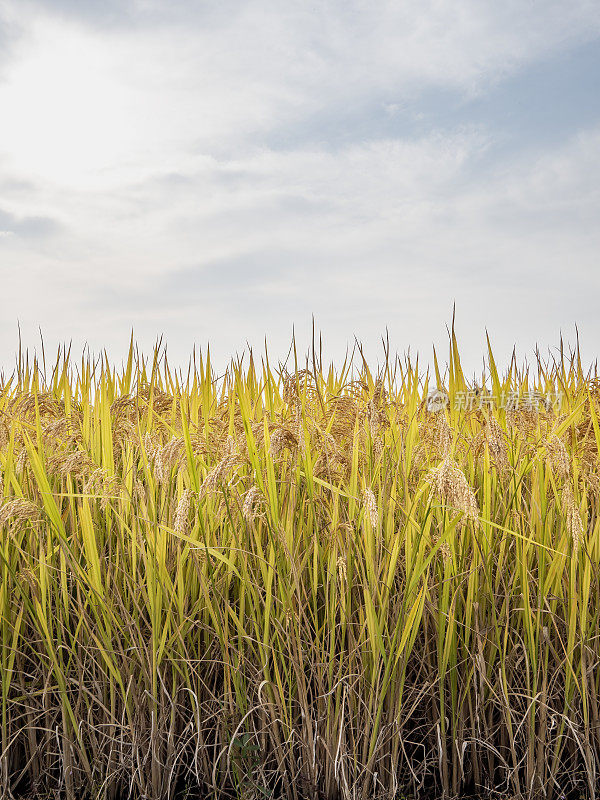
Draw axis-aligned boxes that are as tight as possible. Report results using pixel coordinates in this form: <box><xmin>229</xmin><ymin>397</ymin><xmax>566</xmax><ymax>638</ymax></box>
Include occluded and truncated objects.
<box><xmin>1</xmin><ymin>330</ymin><xmax>600</xmax><ymax>800</ymax></box>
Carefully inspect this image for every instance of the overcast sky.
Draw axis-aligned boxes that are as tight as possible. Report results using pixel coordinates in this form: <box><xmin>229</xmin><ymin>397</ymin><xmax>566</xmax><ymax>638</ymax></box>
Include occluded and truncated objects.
<box><xmin>1</xmin><ymin>0</ymin><xmax>599</xmax><ymax>379</ymax></box>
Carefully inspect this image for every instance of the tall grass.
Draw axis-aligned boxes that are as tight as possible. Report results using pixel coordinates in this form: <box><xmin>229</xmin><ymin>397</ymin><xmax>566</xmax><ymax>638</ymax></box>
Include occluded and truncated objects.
<box><xmin>1</xmin><ymin>331</ymin><xmax>600</xmax><ymax>800</ymax></box>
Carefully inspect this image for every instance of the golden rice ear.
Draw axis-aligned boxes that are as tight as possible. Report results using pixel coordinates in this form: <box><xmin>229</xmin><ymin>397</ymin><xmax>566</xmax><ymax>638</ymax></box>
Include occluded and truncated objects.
<box><xmin>198</xmin><ymin>454</ymin><xmax>246</xmax><ymax>500</ymax></box>
<box><xmin>242</xmin><ymin>485</ymin><xmax>265</xmax><ymax>522</ymax></box>
<box><xmin>49</xmin><ymin>449</ymin><xmax>96</xmax><ymax>479</ymax></box>
<box><xmin>152</xmin><ymin>437</ymin><xmax>186</xmax><ymax>483</ymax></box>
<box><xmin>562</xmin><ymin>484</ymin><xmax>583</xmax><ymax>554</ymax></box>
<box><xmin>173</xmin><ymin>488</ymin><xmax>193</xmax><ymax>535</ymax></box>
<box><xmin>269</xmin><ymin>427</ymin><xmax>299</xmax><ymax>460</ymax></box>
<box><xmin>0</xmin><ymin>497</ymin><xmax>41</xmax><ymax>527</ymax></box>
<box><xmin>427</xmin><ymin>454</ymin><xmax>479</xmax><ymax>526</ymax></box>
<box><xmin>336</xmin><ymin>555</ymin><xmax>348</xmax><ymax>584</ymax></box>
<box><xmin>484</xmin><ymin>415</ymin><xmax>509</xmax><ymax>472</ymax></box>
<box><xmin>545</xmin><ymin>434</ymin><xmax>571</xmax><ymax>479</ymax></box>
<box><xmin>362</xmin><ymin>487</ymin><xmax>378</xmax><ymax>527</ymax></box>
<box><xmin>418</xmin><ymin>407</ymin><xmax>452</xmax><ymax>463</ymax></box>
<box><xmin>14</xmin><ymin>447</ymin><xmax>28</xmax><ymax>473</ymax></box>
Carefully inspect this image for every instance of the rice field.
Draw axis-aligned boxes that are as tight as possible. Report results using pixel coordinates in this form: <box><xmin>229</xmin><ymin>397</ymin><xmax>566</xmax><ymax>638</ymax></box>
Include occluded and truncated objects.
<box><xmin>1</xmin><ymin>332</ymin><xmax>600</xmax><ymax>800</ymax></box>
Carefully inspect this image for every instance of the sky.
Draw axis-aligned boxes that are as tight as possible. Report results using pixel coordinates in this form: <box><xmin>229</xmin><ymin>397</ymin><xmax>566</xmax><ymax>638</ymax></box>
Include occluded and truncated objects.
<box><xmin>0</xmin><ymin>0</ymin><xmax>599</xmax><ymax>380</ymax></box>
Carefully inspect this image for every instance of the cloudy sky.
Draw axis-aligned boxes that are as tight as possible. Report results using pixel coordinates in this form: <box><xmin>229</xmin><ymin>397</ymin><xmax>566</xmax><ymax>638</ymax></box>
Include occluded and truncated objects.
<box><xmin>1</xmin><ymin>0</ymin><xmax>599</xmax><ymax>378</ymax></box>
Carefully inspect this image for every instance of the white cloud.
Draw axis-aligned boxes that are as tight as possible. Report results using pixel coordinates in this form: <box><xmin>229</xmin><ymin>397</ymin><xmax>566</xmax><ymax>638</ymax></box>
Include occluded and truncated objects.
<box><xmin>2</xmin><ymin>0</ymin><xmax>599</xmax><ymax>186</ymax></box>
<box><xmin>0</xmin><ymin>0</ymin><xmax>599</xmax><ymax>372</ymax></box>
<box><xmin>2</xmin><ymin>123</ymin><xmax>599</xmax><ymax>371</ymax></box>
